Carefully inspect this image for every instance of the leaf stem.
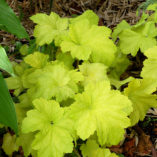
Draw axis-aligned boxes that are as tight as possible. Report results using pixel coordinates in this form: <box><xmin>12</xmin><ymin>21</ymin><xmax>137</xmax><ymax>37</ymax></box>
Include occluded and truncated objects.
<box><xmin>73</xmin><ymin>147</ymin><xmax>81</xmax><ymax>157</ymax></box>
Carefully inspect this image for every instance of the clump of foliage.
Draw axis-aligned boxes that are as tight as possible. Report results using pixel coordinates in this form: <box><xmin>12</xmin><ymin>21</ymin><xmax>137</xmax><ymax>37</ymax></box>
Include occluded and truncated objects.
<box><xmin>1</xmin><ymin>5</ymin><xmax>157</xmax><ymax>157</ymax></box>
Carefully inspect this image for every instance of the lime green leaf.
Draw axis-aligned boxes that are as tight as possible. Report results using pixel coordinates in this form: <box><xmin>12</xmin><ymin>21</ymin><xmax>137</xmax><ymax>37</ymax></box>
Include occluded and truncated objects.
<box><xmin>18</xmin><ymin>93</ymin><xmax>32</xmax><ymax>108</ymax></box>
<box><xmin>16</xmin><ymin>132</ymin><xmax>35</xmax><ymax>157</ymax></box>
<box><xmin>26</xmin><ymin>62</ymin><xmax>83</xmax><ymax>102</ymax></box>
<box><xmin>31</xmin><ymin>12</ymin><xmax>68</xmax><ymax>46</ymax></box>
<box><xmin>2</xmin><ymin>133</ymin><xmax>18</xmax><ymax>156</ymax></box>
<box><xmin>70</xmin><ymin>10</ymin><xmax>99</xmax><ymax>25</ymax></box>
<box><xmin>20</xmin><ymin>44</ymin><xmax>29</xmax><ymax>56</ymax></box>
<box><xmin>61</xmin><ymin>20</ymin><xmax>116</xmax><ymax>66</ymax></box>
<box><xmin>0</xmin><ymin>46</ymin><xmax>14</xmax><ymax>76</ymax></box>
<box><xmin>119</xmin><ymin>29</ymin><xmax>156</xmax><ymax>56</ymax></box>
<box><xmin>5</xmin><ymin>62</ymin><xmax>30</xmax><ymax>96</ymax></box>
<box><xmin>147</xmin><ymin>3</ymin><xmax>157</xmax><ymax>11</ymax></box>
<box><xmin>110</xmin><ymin>77</ymin><xmax>134</xmax><ymax>90</ymax></box>
<box><xmin>119</xmin><ymin>22</ymin><xmax>157</xmax><ymax>56</ymax></box>
<box><xmin>112</xmin><ymin>20</ymin><xmax>131</xmax><ymax>41</ymax></box>
<box><xmin>0</xmin><ymin>0</ymin><xmax>28</xmax><ymax>39</ymax></box>
<box><xmin>134</xmin><ymin>13</ymin><xmax>148</xmax><ymax>28</ymax></box>
<box><xmin>56</xmin><ymin>52</ymin><xmax>74</xmax><ymax>69</ymax></box>
<box><xmin>5</xmin><ymin>76</ymin><xmax>23</xmax><ymax>96</ymax></box>
<box><xmin>61</xmin><ymin>20</ymin><xmax>92</xmax><ymax>60</ymax></box>
<box><xmin>124</xmin><ymin>79</ymin><xmax>157</xmax><ymax>125</ymax></box>
<box><xmin>108</xmin><ymin>51</ymin><xmax>132</xmax><ymax>89</ymax></box>
<box><xmin>109</xmin><ymin>51</ymin><xmax>130</xmax><ymax>80</ymax></box>
<box><xmin>0</xmin><ymin>73</ymin><xmax>18</xmax><ymax>133</ymax></box>
<box><xmin>81</xmin><ymin>139</ymin><xmax>118</xmax><ymax>157</ymax></box>
<box><xmin>141</xmin><ymin>46</ymin><xmax>157</xmax><ymax>80</ymax></box>
<box><xmin>69</xmin><ymin>81</ymin><xmax>132</xmax><ymax>146</ymax></box>
<box><xmin>24</xmin><ymin>51</ymin><xmax>49</xmax><ymax>68</ymax></box>
<box><xmin>79</xmin><ymin>62</ymin><xmax>108</xmax><ymax>86</ymax></box>
<box><xmin>22</xmin><ymin>98</ymin><xmax>74</xmax><ymax>157</ymax></box>
<box><xmin>15</xmin><ymin>103</ymin><xmax>30</xmax><ymax>124</ymax></box>
<box><xmin>132</xmin><ymin>21</ymin><xmax>157</xmax><ymax>37</ymax></box>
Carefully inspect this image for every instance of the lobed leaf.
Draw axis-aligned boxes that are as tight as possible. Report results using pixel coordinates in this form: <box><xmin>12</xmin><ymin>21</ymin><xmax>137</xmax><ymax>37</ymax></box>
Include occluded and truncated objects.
<box><xmin>79</xmin><ymin>62</ymin><xmax>108</xmax><ymax>86</ymax></box>
<box><xmin>22</xmin><ymin>98</ymin><xmax>74</xmax><ymax>157</ymax></box>
<box><xmin>26</xmin><ymin>62</ymin><xmax>83</xmax><ymax>102</ymax></box>
<box><xmin>80</xmin><ymin>139</ymin><xmax>118</xmax><ymax>157</ymax></box>
<box><xmin>141</xmin><ymin>46</ymin><xmax>157</xmax><ymax>80</ymax></box>
<box><xmin>24</xmin><ymin>51</ymin><xmax>49</xmax><ymax>68</ymax></box>
<box><xmin>69</xmin><ymin>81</ymin><xmax>132</xmax><ymax>146</ymax></box>
<box><xmin>124</xmin><ymin>79</ymin><xmax>157</xmax><ymax>125</ymax></box>
<box><xmin>31</xmin><ymin>12</ymin><xmax>68</xmax><ymax>46</ymax></box>
<box><xmin>70</xmin><ymin>10</ymin><xmax>99</xmax><ymax>25</ymax></box>
<box><xmin>2</xmin><ymin>133</ymin><xmax>18</xmax><ymax>155</ymax></box>
<box><xmin>61</xmin><ymin>19</ymin><xmax>116</xmax><ymax>66</ymax></box>
<box><xmin>119</xmin><ymin>22</ymin><xmax>157</xmax><ymax>56</ymax></box>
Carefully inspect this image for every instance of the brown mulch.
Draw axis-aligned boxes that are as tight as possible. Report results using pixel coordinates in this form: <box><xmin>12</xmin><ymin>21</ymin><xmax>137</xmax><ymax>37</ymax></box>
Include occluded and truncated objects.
<box><xmin>1</xmin><ymin>0</ymin><xmax>145</xmax><ymax>47</ymax></box>
<box><xmin>52</xmin><ymin>0</ymin><xmax>145</xmax><ymax>27</ymax></box>
<box><xmin>7</xmin><ymin>0</ymin><xmax>146</xmax><ymax>28</ymax></box>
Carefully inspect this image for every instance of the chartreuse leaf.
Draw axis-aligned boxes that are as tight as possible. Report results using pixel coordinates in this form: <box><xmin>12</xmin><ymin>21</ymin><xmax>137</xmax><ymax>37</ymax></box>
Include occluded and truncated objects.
<box><xmin>146</xmin><ymin>2</ymin><xmax>157</xmax><ymax>11</ymax></box>
<box><xmin>112</xmin><ymin>20</ymin><xmax>131</xmax><ymax>41</ymax></box>
<box><xmin>2</xmin><ymin>133</ymin><xmax>18</xmax><ymax>156</ymax></box>
<box><xmin>79</xmin><ymin>62</ymin><xmax>108</xmax><ymax>86</ymax></box>
<box><xmin>124</xmin><ymin>79</ymin><xmax>157</xmax><ymax>125</ymax></box>
<box><xmin>141</xmin><ymin>46</ymin><xmax>157</xmax><ymax>80</ymax></box>
<box><xmin>5</xmin><ymin>62</ymin><xmax>30</xmax><ymax>96</ymax></box>
<box><xmin>20</xmin><ymin>44</ymin><xmax>29</xmax><ymax>56</ymax></box>
<box><xmin>61</xmin><ymin>20</ymin><xmax>116</xmax><ymax>66</ymax></box>
<box><xmin>147</xmin><ymin>3</ymin><xmax>157</xmax><ymax>22</ymax></box>
<box><xmin>109</xmin><ymin>51</ymin><xmax>130</xmax><ymax>80</ymax></box>
<box><xmin>81</xmin><ymin>139</ymin><xmax>118</xmax><ymax>157</ymax></box>
<box><xmin>0</xmin><ymin>46</ymin><xmax>14</xmax><ymax>76</ymax></box>
<box><xmin>0</xmin><ymin>0</ymin><xmax>28</xmax><ymax>39</ymax></box>
<box><xmin>26</xmin><ymin>62</ymin><xmax>83</xmax><ymax>102</ymax></box>
<box><xmin>108</xmin><ymin>51</ymin><xmax>132</xmax><ymax>89</ymax></box>
<box><xmin>119</xmin><ymin>21</ymin><xmax>157</xmax><ymax>56</ymax></box>
<box><xmin>56</xmin><ymin>52</ymin><xmax>74</xmax><ymax>69</ymax></box>
<box><xmin>24</xmin><ymin>51</ymin><xmax>49</xmax><ymax>68</ymax></box>
<box><xmin>31</xmin><ymin>12</ymin><xmax>68</xmax><ymax>46</ymax></box>
<box><xmin>22</xmin><ymin>98</ymin><xmax>74</xmax><ymax>157</ymax></box>
<box><xmin>16</xmin><ymin>132</ymin><xmax>36</xmax><ymax>157</ymax></box>
<box><xmin>70</xmin><ymin>10</ymin><xmax>99</xmax><ymax>25</ymax></box>
<box><xmin>134</xmin><ymin>13</ymin><xmax>148</xmax><ymax>27</ymax></box>
<box><xmin>0</xmin><ymin>73</ymin><xmax>18</xmax><ymax>133</ymax></box>
<box><xmin>13</xmin><ymin>103</ymin><xmax>35</xmax><ymax>156</ymax></box>
<box><xmin>69</xmin><ymin>81</ymin><xmax>132</xmax><ymax>146</ymax></box>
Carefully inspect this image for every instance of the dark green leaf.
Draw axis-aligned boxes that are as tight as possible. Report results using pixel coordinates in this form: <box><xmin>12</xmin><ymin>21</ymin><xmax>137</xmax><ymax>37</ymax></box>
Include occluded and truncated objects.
<box><xmin>0</xmin><ymin>73</ymin><xmax>18</xmax><ymax>134</ymax></box>
<box><xmin>0</xmin><ymin>0</ymin><xmax>29</xmax><ymax>39</ymax></box>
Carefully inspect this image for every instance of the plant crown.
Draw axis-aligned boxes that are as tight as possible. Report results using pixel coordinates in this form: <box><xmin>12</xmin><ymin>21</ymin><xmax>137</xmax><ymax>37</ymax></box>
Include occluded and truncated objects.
<box><xmin>3</xmin><ymin>6</ymin><xmax>157</xmax><ymax>157</ymax></box>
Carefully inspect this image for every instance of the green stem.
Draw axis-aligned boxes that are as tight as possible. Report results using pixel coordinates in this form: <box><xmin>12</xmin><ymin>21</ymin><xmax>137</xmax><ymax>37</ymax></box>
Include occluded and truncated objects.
<box><xmin>49</xmin><ymin>0</ymin><xmax>53</xmax><ymax>13</ymax></box>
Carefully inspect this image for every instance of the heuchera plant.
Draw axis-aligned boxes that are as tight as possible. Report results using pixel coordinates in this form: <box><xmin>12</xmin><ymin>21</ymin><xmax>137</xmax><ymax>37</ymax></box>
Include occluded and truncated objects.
<box><xmin>3</xmin><ymin>5</ymin><xmax>157</xmax><ymax>157</ymax></box>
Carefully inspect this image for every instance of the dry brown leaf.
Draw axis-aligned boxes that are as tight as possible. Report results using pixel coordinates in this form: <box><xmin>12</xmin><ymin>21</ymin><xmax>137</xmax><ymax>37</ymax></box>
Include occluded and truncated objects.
<box><xmin>123</xmin><ymin>138</ymin><xmax>136</xmax><ymax>157</ymax></box>
<box><xmin>136</xmin><ymin>133</ymin><xmax>152</xmax><ymax>156</ymax></box>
